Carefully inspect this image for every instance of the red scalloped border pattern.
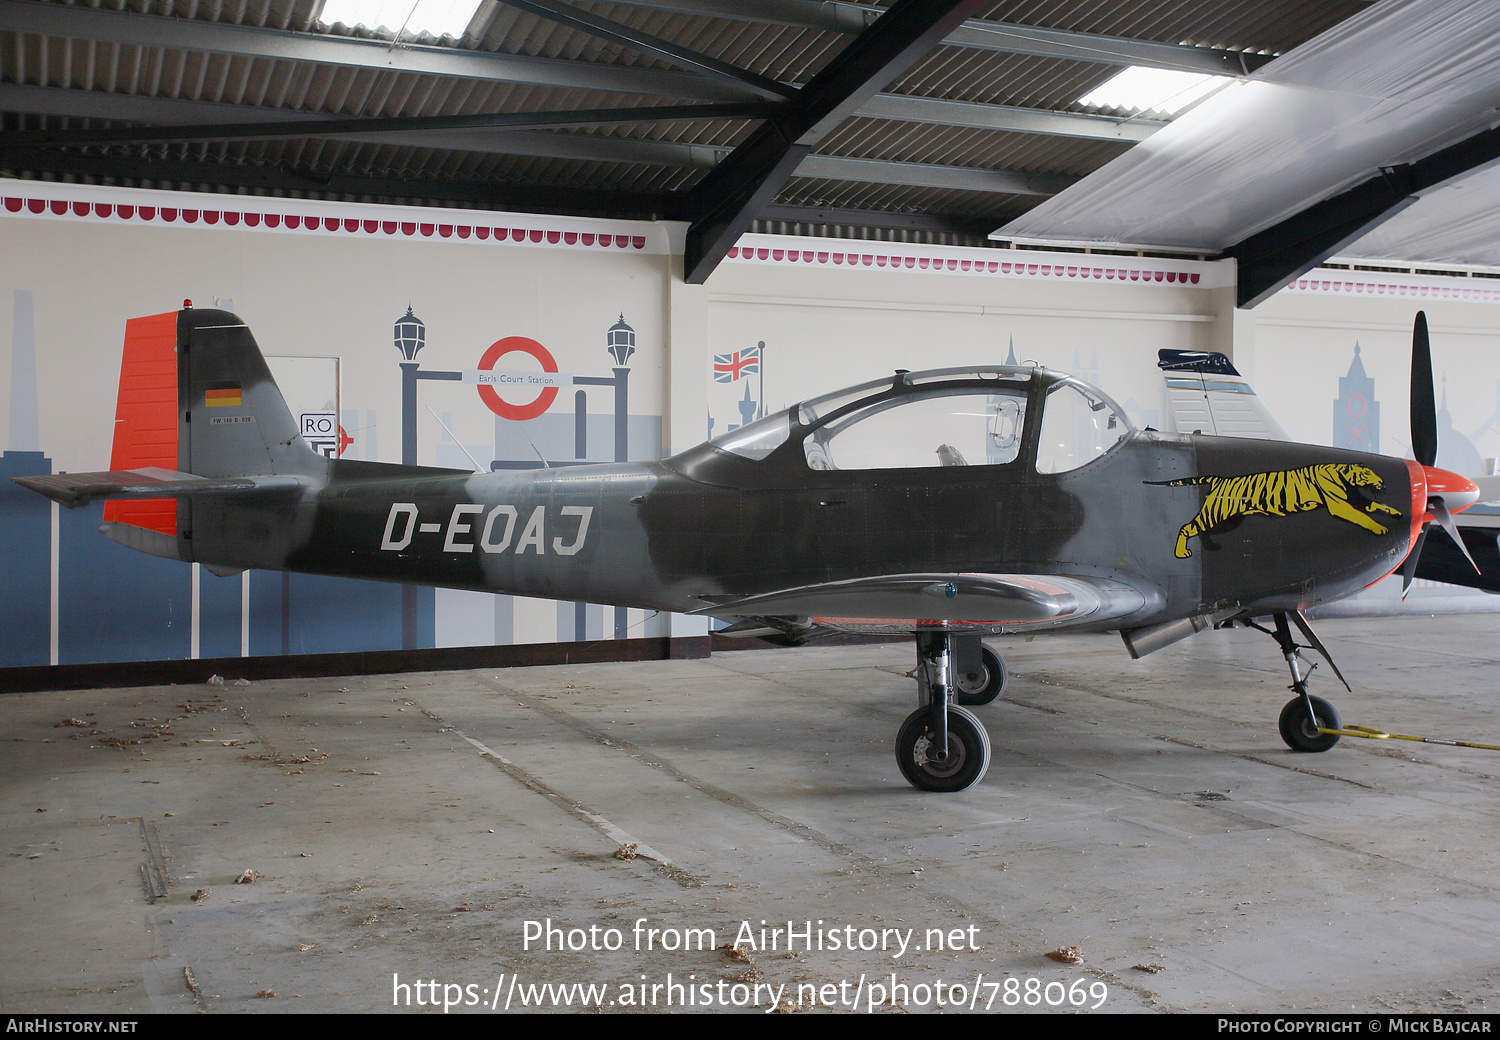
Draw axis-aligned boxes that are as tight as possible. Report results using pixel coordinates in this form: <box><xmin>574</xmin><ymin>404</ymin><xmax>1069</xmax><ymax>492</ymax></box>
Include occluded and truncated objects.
<box><xmin>1</xmin><ymin>196</ymin><xmax>648</xmax><ymax>249</ymax></box>
<box><xmin>725</xmin><ymin>244</ymin><xmax>1203</xmax><ymax>284</ymax></box>
<box><xmin>1288</xmin><ymin>275</ymin><xmax>1500</xmax><ymax>302</ymax></box>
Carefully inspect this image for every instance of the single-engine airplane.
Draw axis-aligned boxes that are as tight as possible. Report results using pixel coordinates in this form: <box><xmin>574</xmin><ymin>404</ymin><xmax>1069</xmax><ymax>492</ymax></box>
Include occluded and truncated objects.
<box><xmin>13</xmin><ymin>307</ymin><xmax>1482</xmax><ymax>791</ymax></box>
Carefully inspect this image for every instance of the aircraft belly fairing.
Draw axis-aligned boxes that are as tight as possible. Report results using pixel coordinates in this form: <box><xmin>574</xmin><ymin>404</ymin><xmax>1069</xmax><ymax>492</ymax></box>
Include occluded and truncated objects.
<box><xmin>698</xmin><ymin>571</ymin><xmax>1157</xmax><ymax>636</ymax></box>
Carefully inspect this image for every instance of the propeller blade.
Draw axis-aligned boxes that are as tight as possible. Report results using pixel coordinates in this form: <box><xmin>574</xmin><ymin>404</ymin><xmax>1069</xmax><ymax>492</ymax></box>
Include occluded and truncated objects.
<box><xmin>1430</xmin><ymin>498</ymin><xmax>1481</xmax><ymax>574</ymax></box>
<box><xmin>1411</xmin><ymin>310</ymin><xmax>1438</xmax><ymax>468</ymax></box>
<box><xmin>1400</xmin><ymin>525</ymin><xmax>1429</xmax><ymax>599</ymax></box>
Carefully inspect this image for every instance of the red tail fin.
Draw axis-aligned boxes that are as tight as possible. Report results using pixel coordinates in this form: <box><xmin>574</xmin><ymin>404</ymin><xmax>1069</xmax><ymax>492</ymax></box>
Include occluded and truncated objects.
<box><xmin>103</xmin><ymin>312</ymin><xmax>178</xmax><ymax>535</ymax></box>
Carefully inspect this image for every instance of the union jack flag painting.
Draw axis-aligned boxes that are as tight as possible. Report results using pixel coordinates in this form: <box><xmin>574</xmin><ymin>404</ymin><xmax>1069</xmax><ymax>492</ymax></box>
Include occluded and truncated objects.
<box><xmin>713</xmin><ymin>346</ymin><xmax>761</xmax><ymax>382</ymax></box>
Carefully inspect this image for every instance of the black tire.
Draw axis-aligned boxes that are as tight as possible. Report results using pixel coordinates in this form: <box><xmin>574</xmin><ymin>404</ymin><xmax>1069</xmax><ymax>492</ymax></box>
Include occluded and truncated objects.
<box><xmin>895</xmin><ymin>704</ymin><xmax>990</xmax><ymax>791</ymax></box>
<box><xmin>955</xmin><ymin>645</ymin><xmax>1006</xmax><ymax>706</ymax></box>
<box><xmin>1278</xmin><ymin>695</ymin><xmax>1342</xmax><ymax>752</ymax></box>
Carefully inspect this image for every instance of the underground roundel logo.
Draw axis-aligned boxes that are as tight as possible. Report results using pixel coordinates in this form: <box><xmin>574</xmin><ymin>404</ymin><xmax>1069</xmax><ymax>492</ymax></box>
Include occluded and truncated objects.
<box><xmin>476</xmin><ymin>336</ymin><xmax>559</xmax><ymax>421</ymax></box>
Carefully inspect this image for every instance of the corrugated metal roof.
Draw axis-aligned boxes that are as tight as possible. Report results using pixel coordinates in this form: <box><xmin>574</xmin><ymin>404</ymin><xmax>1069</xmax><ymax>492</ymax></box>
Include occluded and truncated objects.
<box><xmin>0</xmin><ymin>0</ymin><xmax>1371</xmax><ymax>246</ymax></box>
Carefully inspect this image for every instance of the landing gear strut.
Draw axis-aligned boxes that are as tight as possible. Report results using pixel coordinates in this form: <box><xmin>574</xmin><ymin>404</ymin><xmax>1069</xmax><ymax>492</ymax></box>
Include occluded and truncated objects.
<box><xmin>1258</xmin><ymin>611</ymin><xmax>1349</xmax><ymax>753</ymax></box>
<box><xmin>896</xmin><ymin>632</ymin><xmax>993</xmax><ymax>791</ymax></box>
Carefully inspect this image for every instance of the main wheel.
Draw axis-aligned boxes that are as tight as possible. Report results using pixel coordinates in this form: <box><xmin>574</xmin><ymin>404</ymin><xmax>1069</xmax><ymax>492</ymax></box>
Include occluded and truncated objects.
<box><xmin>955</xmin><ymin>645</ymin><xmax>1006</xmax><ymax>706</ymax></box>
<box><xmin>1278</xmin><ymin>695</ymin><xmax>1342</xmax><ymax>752</ymax></box>
<box><xmin>895</xmin><ymin>704</ymin><xmax>990</xmax><ymax>791</ymax></box>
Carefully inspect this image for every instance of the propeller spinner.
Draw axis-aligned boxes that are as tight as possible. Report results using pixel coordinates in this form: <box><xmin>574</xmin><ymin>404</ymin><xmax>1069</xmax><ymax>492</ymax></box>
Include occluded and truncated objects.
<box><xmin>1399</xmin><ymin>311</ymin><xmax>1481</xmax><ymax>595</ymax></box>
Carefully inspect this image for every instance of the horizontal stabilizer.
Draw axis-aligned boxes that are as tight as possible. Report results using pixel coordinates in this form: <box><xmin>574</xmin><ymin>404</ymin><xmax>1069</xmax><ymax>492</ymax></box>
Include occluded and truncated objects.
<box><xmin>100</xmin><ymin>520</ymin><xmax>183</xmax><ymax>561</ymax></box>
<box><xmin>698</xmin><ymin>572</ymin><xmax>1157</xmax><ymax>633</ymax></box>
<box><xmin>11</xmin><ymin>467</ymin><xmax>303</xmax><ymax>509</ymax></box>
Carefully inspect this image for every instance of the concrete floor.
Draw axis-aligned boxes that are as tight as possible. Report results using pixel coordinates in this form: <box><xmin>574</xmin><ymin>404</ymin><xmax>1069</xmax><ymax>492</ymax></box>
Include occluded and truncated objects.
<box><xmin>4</xmin><ymin>614</ymin><xmax>1500</xmax><ymax>1015</ymax></box>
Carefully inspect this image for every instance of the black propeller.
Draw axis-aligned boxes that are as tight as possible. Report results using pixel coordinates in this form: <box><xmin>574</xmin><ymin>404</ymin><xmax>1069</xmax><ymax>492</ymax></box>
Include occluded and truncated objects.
<box><xmin>1410</xmin><ymin>311</ymin><xmax>1437</xmax><ymax>468</ymax></box>
<box><xmin>1399</xmin><ymin>310</ymin><xmax>1480</xmax><ymax>595</ymax></box>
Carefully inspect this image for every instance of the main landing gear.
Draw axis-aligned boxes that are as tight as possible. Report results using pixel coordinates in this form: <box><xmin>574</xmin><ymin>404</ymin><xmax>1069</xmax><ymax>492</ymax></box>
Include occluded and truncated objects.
<box><xmin>1250</xmin><ymin>611</ymin><xmax>1349</xmax><ymax>753</ymax></box>
<box><xmin>897</xmin><ymin>633</ymin><xmax>1003</xmax><ymax>791</ymax></box>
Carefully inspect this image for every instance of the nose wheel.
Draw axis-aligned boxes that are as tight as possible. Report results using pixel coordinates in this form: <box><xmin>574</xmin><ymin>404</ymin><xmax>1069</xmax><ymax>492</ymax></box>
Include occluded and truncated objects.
<box><xmin>1279</xmin><ymin>694</ymin><xmax>1342</xmax><ymax>753</ymax></box>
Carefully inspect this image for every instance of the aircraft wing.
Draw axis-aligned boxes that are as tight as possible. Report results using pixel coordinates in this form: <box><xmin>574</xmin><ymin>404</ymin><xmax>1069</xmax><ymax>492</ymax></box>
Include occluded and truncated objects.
<box><xmin>10</xmin><ymin>467</ymin><xmax>304</xmax><ymax>509</ymax></box>
<box><xmin>1159</xmin><ymin>349</ymin><xmax>1290</xmax><ymax>441</ymax></box>
<box><xmin>697</xmin><ymin>572</ymin><xmax>1160</xmax><ymax>635</ymax></box>
<box><xmin>1411</xmin><ymin>509</ymin><xmax>1500</xmax><ymax>593</ymax></box>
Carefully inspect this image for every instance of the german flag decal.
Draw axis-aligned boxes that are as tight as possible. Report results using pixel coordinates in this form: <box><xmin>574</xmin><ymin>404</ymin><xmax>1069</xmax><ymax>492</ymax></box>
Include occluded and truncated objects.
<box><xmin>205</xmin><ymin>384</ymin><xmax>242</xmax><ymax>408</ymax></box>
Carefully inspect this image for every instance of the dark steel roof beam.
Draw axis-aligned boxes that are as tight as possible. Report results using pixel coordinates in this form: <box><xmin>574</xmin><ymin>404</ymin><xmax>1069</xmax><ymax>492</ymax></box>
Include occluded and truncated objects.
<box><xmin>0</xmin><ymin>98</ymin><xmax>781</xmax><ymax>148</ymax></box>
<box><xmin>0</xmin><ymin>0</ymin><xmax>748</xmax><ymax>101</ymax></box>
<box><xmin>560</xmin><ymin>1</ymin><xmax>1274</xmax><ymax>73</ymax></box>
<box><xmin>858</xmin><ymin>94</ymin><xmax>1163</xmax><ymax>142</ymax></box>
<box><xmin>682</xmin><ymin>0</ymin><xmax>989</xmax><ymax>283</ymax></box>
<box><xmin>0</xmin><ymin>146</ymin><xmax>675</xmax><ymax>219</ymax></box>
<box><xmin>0</xmin><ymin>84</ymin><xmax>730</xmax><ymax>166</ymax></box>
<box><xmin>494</xmin><ymin>0</ymin><xmax>799</xmax><ymax>101</ymax></box>
<box><xmin>543</xmin><ymin>0</ymin><xmax>882</xmax><ymax>32</ymax></box>
<box><xmin>758</xmin><ymin>203</ymin><xmax>998</xmax><ymax>234</ymax></box>
<box><xmin>1228</xmin><ymin>124</ymin><xmax>1500</xmax><ymax>309</ymax></box>
<box><xmin>796</xmin><ymin>155</ymin><xmax>1073</xmax><ymax>196</ymax></box>
<box><xmin>945</xmin><ymin>21</ymin><xmax>1272</xmax><ymax>74</ymax></box>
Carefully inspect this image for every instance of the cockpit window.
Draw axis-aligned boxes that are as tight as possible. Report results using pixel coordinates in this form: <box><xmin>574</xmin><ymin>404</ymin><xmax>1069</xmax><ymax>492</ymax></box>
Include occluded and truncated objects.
<box><xmin>711</xmin><ymin>410</ymin><xmax>791</xmax><ymax>460</ymax></box>
<box><xmin>803</xmin><ymin>388</ymin><xmax>1030</xmax><ymax>471</ymax></box>
<box><xmin>1035</xmin><ymin>381</ymin><xmax>1130</xmax><ymax>473</ymax></box>
<box><xmin>796</xmin><ymin>376</ymin><xmax>894</xmax><ymax>426</ymax></box>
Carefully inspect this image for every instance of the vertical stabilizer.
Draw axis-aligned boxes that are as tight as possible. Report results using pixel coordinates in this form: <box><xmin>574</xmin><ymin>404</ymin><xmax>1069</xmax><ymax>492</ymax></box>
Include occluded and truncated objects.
<box><xmin>178</xmin><ymin>307</ymin><xmax>327</xmax><ymax>479</ymax></box>
<box><xmin>1158</xmin><ymin>349</ymin><xmax>1290</xmax><ymax>441</ymax></box>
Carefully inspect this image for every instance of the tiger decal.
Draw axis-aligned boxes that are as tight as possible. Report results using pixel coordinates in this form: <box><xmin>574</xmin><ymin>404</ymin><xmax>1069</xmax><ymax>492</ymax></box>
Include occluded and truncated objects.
<box><xmin>1147</xmin><ymin>463</ymin><xmax>1404</xmax><ymax>559</ymax></box>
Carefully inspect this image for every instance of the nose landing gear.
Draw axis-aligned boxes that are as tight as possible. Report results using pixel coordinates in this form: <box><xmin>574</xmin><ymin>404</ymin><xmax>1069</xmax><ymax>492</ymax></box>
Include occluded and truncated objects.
<box><xmin>1253</xmin><ymin>611</ymin><xmax>1351</xmax><ymax>753</ymax></box>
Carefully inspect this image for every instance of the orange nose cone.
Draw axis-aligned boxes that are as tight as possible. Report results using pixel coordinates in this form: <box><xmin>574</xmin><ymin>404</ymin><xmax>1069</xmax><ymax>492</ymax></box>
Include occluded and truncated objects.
<box><xmin>1405</xmin><ymin>459</ymin><xmax>1428</xmax><ymax>554</ymax></box>
<box><xmin>1423</xmin><ymin>464</ymin><xmax>1480</xmax><ymax>512</ymax></box>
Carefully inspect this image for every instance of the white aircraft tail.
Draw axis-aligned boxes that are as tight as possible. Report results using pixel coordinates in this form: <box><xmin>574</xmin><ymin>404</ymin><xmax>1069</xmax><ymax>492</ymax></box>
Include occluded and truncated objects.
<box><xmin>1158</xmin><ymin>349</ymin><xmax>1289</xmax><ymax>441</ymax></box>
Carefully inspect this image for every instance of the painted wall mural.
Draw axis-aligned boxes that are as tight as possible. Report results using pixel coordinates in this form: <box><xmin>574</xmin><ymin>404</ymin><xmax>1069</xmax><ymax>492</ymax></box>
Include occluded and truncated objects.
<box><xmin>0</xmin><ymin>182</ymin><xmax>670</xmax><ymax>667</ymax></box>
<box><xmin>1334</xmin><ymin>345</ymin><xmax>1380</xmax><ymax>455</ymax></box>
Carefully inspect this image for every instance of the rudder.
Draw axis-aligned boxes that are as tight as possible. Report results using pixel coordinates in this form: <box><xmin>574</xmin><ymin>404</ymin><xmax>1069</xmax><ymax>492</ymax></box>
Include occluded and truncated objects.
<box><xmin>104</xmin><ymin>311</ymin><xmax>179</xmax><ymax>535</ymax></box>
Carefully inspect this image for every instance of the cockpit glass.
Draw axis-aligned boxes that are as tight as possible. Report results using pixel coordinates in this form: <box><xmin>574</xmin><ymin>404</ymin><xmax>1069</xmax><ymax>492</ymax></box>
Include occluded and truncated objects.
<box><xmin>710</xmin><ymin>410</ymin><xmax>792</xmax><ymax>460</ymax></box>
<box><xmin>1035</xmin><ymin>380</ymin><xmax>1131</xmax><ymax>473</ymax></box>
<box><xmin>803</xmin><ymin>388</ymin><xmax>1030</xmax><ymax>471</ymax></box>
<box><xmin>796</xmin><ymin>375</ymin><xmax>894</xmax><ymax>426</ymax></box>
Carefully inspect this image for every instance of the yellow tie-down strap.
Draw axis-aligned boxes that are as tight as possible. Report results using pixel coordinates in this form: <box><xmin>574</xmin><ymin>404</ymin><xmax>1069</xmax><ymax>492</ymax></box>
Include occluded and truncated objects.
<box><xmin>1317</xmin><ymin>725</ymin><xmax>1500</xmax><ymax>753</ymax></box>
